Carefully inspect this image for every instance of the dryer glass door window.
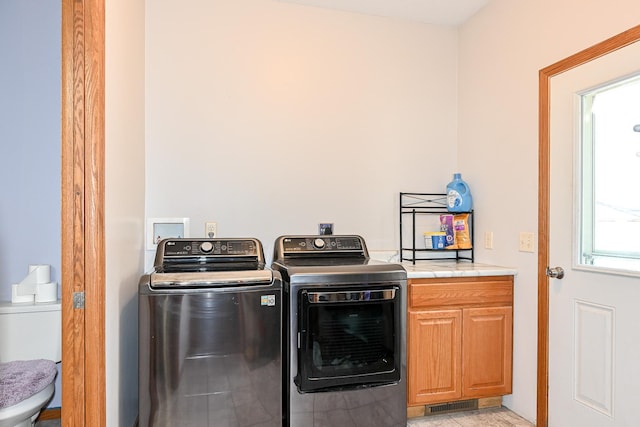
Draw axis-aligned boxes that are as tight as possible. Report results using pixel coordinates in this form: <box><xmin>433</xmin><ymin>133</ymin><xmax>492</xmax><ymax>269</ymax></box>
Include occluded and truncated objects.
<box><xmin>297</xmin><ymin>285</ymin><xmax>401</xmax><ymax>392</ymax></box>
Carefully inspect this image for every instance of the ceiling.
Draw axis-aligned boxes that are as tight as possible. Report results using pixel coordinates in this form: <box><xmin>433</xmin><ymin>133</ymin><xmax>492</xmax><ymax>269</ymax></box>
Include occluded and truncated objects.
<box><xmin>275</xmin><ymin>0</ymin><xmax>491</xmax><ymax>26</ymax></box>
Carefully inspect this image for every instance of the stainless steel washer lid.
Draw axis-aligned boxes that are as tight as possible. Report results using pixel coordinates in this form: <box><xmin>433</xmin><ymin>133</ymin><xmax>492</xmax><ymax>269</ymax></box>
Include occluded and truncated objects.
<box><xmin>149</xmin><ymin>269</ymin><xmax>274</xmax><ymax>288</ymax></box>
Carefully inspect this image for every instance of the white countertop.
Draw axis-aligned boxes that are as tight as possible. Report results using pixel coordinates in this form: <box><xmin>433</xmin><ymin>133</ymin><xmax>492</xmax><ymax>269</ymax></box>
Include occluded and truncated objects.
<box><xmin>367</xmin><ymin>251</ymin><xmax>517</xmax><ymax>278</ymax></box>
<box><xmin>400</xmin><ymin>260</ymin><xmax>517</xmax><ymax>279</ymax></box>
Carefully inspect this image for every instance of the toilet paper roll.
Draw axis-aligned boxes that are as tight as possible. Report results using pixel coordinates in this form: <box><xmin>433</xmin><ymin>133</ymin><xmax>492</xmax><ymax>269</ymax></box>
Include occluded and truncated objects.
<box><xmin>28</xmin><ymin>264</ymin><xmax>51</xmax><ymax>283</ymax></box>
<box><xmin>35</xmin><ymin>282</ymin><xmax>58</xmax><ymax>303</ymax></box>
<box><xmin>17</xmin><ymin>264</ymin><xmax>51</xmax><ymax>296</ymax></box>
<box><xmin>11</xmin><ymin>284</ymin><xmax>35</xmax><ymax>303</ymax></box>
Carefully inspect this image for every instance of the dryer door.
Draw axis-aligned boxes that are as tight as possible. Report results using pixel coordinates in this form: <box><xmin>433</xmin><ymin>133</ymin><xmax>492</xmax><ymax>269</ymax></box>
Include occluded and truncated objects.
<box><xmin>297</xmin><ymin>285</ymin><xmax>401</xmax><ymax>392</ymax></box>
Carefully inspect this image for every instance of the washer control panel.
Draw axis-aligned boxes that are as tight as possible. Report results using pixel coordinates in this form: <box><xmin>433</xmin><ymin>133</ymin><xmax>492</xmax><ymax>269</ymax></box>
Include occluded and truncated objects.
<box><xmin>160</xmin><ymin>238</ymin><xmax>260</xmax><ymax>257</ymax></box>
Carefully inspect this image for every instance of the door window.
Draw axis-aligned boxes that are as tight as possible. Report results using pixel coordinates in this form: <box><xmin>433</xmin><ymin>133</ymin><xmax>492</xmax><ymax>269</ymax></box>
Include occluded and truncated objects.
<box><xmin>579</xmin><ymin>74</ymin><xmax>640</xmax><ymax>274</ymax></box>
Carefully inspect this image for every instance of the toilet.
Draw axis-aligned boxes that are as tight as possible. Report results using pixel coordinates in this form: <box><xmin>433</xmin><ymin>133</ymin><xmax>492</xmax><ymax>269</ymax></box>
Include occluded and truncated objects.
<box><xmin>0</xmin><ymin>301</ymin><xmax>61</xmax><ymax>427</ymax></box>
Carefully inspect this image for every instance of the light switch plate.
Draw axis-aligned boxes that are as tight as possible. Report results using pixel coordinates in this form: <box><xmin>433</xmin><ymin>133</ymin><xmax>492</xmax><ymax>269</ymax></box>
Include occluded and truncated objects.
<box><xmin>519</xmin><ymin>232</ymin><xmax>535</xmax><ymax>252</ymax></box>
<box><xmin>484</xmin><ymin>231</ymin><xmax>494</xmax><ymax>249</ymax></box>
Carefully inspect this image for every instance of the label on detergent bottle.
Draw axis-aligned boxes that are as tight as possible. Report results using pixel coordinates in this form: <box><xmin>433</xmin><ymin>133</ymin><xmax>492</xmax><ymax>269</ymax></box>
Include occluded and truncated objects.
<box><xmin>447</xmin><ymin>189</ymin><xmax>462</xmax><ymax>210</ymax></box>
<box><xmin>446</xmin><ymin>172</ymin><xmax>472</xmax><ymax>212</ymax></box>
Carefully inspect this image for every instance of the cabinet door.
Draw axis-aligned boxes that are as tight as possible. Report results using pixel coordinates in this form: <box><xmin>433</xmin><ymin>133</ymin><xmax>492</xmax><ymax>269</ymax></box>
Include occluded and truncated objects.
<box><xmin>462</xmin><ymin>306</ymin><xmax>513</xmax><ymax>397</ymax></box>
<box><xmin>408</xmin><ymin>309</ymin><xmax>462</xmax><ymax>405</ymax></box>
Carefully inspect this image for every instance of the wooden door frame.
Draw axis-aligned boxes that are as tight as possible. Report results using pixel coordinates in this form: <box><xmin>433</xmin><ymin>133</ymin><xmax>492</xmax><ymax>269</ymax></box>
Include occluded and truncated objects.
<box><xmin>61</xmin><ymin>0</ymin><xmax>106</xmax><ymax>426</ymax></box>
<box><xmin>537</xmin><ymin>24</ymin><xmax>640</xmax><ymax>427</ymax></box>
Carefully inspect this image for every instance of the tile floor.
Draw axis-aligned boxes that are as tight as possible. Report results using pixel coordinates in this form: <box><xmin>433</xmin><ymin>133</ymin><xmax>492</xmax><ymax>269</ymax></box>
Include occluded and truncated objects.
<box><xmin>37</xmin><ymin>407</ymin><xmax>534</xmax><ymax>426</ymax></box>
<box><xmin>408</xmin><ymin>407</ymin><xmax>534</xmax><ymax>427</ymax></box>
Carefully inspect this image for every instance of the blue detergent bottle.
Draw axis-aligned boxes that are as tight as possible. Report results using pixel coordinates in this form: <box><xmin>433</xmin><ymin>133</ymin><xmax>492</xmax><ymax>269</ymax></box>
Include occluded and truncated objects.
<box><xmin>446</xmin><ymin>173</ymin><xmax>473</xmax><ymax>212</ymax></box>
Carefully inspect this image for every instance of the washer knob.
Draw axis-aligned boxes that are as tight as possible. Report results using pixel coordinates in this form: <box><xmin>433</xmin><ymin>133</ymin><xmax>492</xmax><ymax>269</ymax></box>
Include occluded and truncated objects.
<box><xmin>313</xmin><ymin>238</ymin><xmax>326</xmax><ymax>249</ymax></box>
<box><xmin>200</xmin><ymin>241</ymin><xmax>214</xmax><ymax>253</ymax></box>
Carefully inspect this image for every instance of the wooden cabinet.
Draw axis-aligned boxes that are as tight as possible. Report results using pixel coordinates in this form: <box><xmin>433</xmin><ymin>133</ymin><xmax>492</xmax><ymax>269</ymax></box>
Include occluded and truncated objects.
<box><xmin>409</xmin><ymin>309</ymin><xmax>462</xmax><ymax>403</ymax></box>
<box><xmin>407</xmin><ymin>275</ymin><xmax>513</xmax><ymax>407</ymax></box>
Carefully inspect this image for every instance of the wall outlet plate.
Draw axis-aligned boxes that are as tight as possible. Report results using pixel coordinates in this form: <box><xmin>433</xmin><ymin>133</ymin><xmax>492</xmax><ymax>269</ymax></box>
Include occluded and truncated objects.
<box><xmin>146</xmin><ymin>217</ymin><xmax>190</xmax><ymax>250</ymax></box>
<box><xmin>205</xmin><ymin>222</ymin><xmax>217</xmax><ymax>238</ymax></box>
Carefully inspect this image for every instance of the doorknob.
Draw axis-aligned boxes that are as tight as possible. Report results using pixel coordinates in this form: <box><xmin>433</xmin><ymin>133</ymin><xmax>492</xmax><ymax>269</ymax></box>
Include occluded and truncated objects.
<box><xmin>546</xmin><ymin>266</ymin><xmax>565</xmax><ymax>279</ymax></box>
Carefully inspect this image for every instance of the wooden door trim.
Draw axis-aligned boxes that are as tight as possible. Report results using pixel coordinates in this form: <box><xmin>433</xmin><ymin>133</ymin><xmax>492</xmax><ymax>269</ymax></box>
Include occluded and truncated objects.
<box><xmin>537</xmin><ymin>24</ymin><xmax>640</xmax><ymax>427</ymax></box>
<box><xmin>61</xmin><ymin>0</ymin><xmax>106</xmax><ymax>426</ymax></box>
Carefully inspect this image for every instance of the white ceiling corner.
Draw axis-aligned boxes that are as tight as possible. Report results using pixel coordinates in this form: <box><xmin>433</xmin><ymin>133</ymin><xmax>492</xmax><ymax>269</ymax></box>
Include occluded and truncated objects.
<box><xmin>275</xmin><ymin>0</ymin><xmax>491</xmax><ymax>26</ymax></box>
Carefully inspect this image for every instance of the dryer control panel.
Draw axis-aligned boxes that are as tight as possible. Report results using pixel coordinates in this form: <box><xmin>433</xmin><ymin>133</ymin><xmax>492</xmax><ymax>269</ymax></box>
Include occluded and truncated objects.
<box><xmin>276</xmin><ymin>235</ymin><xmax>367</xmax><ymax>257</ymax></box>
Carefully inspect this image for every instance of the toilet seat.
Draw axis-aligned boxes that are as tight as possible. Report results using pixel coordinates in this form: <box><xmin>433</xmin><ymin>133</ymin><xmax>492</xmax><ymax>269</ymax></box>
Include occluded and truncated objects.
<box><xmin>0</xmin><ymin>383</ymin><xmax>54</xmax><ymax>427</ymax></box>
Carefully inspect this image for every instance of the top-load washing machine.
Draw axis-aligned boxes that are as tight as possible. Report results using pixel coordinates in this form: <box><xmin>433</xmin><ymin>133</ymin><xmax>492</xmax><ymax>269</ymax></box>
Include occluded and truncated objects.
<box><xmin>138</xmin><ymin>238</ymin><xmax>282</xmax><ymax>427</ymax></box>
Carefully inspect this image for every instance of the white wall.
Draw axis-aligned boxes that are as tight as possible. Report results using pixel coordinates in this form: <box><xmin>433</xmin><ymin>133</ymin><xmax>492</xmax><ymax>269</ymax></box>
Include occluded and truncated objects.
<box><xmin>144</xmin><ymin>0</ymin><xmax>459</xmax><ymax>264</ymax></box>
<box><xmin>105</xmin><ymin>0</ymin><xmax>146</xmax><ymax>425</ymax></box>
<box><xmin>459</xmin><ymin>0</ymin><xmax>640</xmax><ymax>423</ymax></box>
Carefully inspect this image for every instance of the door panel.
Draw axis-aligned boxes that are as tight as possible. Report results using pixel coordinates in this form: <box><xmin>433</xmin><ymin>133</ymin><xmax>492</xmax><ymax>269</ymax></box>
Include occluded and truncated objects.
<box><xmin>408</xmin><ymin>309</ymin><xmax>462</xmax><ymax>405</ymax></box>
<box><xmin>548</xmin><ymin>39</ymin><xmax>640</xmax><ymax>427</ymax></box>
<box><xmin>573</xmin><ymin>300</ymin><xmax>614</xmax><ymax>416</ymax></box>
<box><xmin>462</xmin><ymin>307</ymin><xmax>512</xmax><ymax>398</ymax></box>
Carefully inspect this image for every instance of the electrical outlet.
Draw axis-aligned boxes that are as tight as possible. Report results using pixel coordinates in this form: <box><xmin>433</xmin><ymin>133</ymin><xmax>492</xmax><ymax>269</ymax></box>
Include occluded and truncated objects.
<box><xmin>519</xmin><ymin>232</ymin><xmax>535</xmax><ymax>252</ymax></box>
<box><xmin>484</xmin><ymin>231</ymin><xmax>494</xmax><ymax>249</ymax></box>
<box><xmin>205</xmin><ymin>222</ymin><xmax>217</xmax><ymax>238</ymax></box>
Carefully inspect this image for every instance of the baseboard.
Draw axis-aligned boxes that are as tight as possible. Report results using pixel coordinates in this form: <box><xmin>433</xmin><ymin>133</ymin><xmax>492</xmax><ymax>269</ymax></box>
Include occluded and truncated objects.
<box><xmin>37</xmin><ymin>407</ymin><xmax>61</xmax><ymax>420</ymax></box>
<box><xmin>478</xmin><ymin>396</ymin><xmax>503</xmax><ymax>409</ymax></box>
<box><xmin>36</xmin><ymin>409</ymin><xmax>138</xmax><ymax>426</ymax></box>
<box><xmin>37</xmin><ymin>409</ymin><xmax>139</xmax><ymax>426</ymax></box>
<box><xmin>407</xmin><ymin>405</ymin><xmax>426</xmax><ymax>418</ymax></box>
<box><xmin>37</xmin><ymin>408</ymin><xmax>138</xmax><ymax>426</ymax></box>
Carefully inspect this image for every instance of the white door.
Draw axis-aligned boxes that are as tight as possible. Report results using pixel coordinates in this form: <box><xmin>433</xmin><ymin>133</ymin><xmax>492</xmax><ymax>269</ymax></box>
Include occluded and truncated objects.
<box><xmin>549</xmin><ymin>41</ymin><xmax>640</xmax><ymax>427</ymax></box>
